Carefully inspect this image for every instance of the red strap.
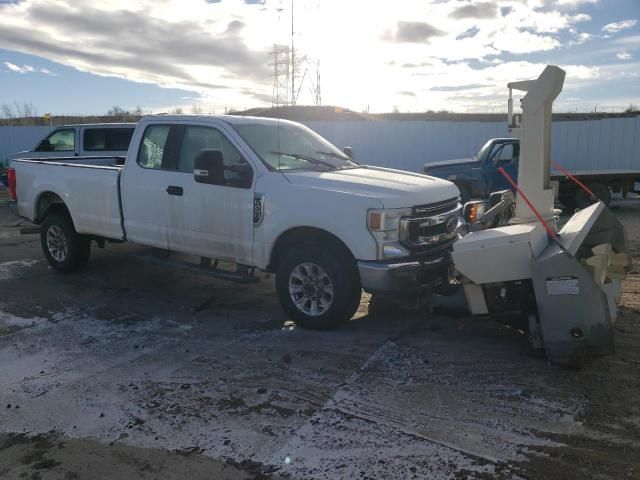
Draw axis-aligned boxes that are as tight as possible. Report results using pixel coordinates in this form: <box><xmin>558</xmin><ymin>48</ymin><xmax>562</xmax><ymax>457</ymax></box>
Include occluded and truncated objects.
<box><xmin>497</xmin><ymin>167</ymin><xmax>557</xmax><ymax>240</ymax></box>
<box><xmin>550</xmin><ymin>160</ymin><xmax>597</xmax><ymax>201</ymax></box>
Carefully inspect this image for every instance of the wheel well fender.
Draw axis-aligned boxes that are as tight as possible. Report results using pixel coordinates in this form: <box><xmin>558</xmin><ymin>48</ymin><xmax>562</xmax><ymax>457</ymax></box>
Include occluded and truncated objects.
<box><xmin>35</xmin><ymin>191</ymin><xmax>69</xmax><ymax>224</ymax></box>
<box><xmin>267</xmin><ymin>227</ymin><xmax>356</xmax><ymax>273</ymax></box>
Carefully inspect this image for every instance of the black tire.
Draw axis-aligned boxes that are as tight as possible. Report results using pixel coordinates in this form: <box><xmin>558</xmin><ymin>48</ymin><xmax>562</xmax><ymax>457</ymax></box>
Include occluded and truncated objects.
<box><xmin>575</xmin><ymin>182</ymin><xmax>611</xmax><ymax>209</ymax></box>
<box><xmin>455</xmin><ymin>183</ymin><xmax>471</xmax><ymax>204</ymax></box>
<box><xmin>276</xmin><ymin>241</ymin><xmax>361</xmax><ymax>330</ymax></box>
<box><xmin>40</xmin><ymin>209</ymin><xmax>91</xmax><ymax>272</ymax></box>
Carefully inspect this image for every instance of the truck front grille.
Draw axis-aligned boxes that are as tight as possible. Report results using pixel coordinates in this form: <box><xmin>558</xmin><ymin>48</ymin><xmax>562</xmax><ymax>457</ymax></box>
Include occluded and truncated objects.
<box><xmin>412</xmin><ymin>197</ymin><xmax>460</xmax><ymax>217</ymax></box>
<box><xmin>400</xmin><ymin>197</ymin><xmax>462</xmax><ymax>252</ymax></box>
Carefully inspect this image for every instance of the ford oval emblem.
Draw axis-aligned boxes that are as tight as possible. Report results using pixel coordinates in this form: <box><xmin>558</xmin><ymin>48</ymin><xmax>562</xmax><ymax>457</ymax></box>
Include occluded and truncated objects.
<box><xmin>445</xmin><ymin>215</ymin><xmax>458</xmax><ymax>233</ymax></box>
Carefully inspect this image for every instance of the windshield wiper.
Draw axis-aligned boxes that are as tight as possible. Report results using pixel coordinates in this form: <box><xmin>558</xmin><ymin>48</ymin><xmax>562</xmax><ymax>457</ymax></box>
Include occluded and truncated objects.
<box><xmin>315</xmin><ymin>150</ymin><xmax>363</xmax><ymax>169</ymax></box>
<box><xmin>269</xmin><ymin>151</ymin><xmax>336</xmax><ymax>170</ymax></box>
<box><xmin>315</xmin><ymin>150</ymin><xmax>350</xmax><ymax>161</ymax></box>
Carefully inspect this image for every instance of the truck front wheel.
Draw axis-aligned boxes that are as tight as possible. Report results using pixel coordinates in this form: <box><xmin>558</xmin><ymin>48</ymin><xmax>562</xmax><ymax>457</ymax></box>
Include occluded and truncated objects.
<box><xmin>276</xmin><ymin>242</ymin><xmax>361</xmax><ymax>330</ymax></box>
<box><xmin>40</xmin><ymin>210</ymin><xmax>91</xmax><ymax>272</ymax></box>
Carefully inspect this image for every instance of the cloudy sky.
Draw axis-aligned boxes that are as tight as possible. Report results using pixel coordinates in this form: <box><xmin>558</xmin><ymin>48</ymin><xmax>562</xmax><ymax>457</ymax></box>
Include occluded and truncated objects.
<box><xmin>0</xmin><ymin>0</ymin><xmax>638</xmax><ymax>114</ymax></box>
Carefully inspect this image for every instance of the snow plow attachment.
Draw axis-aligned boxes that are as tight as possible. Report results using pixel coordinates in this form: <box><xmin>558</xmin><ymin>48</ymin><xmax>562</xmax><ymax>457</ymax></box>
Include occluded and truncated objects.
<box><xmin>530</xmin><ymin>202</ymin><xmax>631</xmax><ymax>366</ymax></box>
<box><xmin>452</xmin><ymin>65</ymin><xmax>631</xmax><ymax>367</ymax></box>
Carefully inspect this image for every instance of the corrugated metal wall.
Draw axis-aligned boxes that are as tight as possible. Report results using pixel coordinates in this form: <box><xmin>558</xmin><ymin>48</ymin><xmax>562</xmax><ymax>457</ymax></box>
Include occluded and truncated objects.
<box><xmin>305</xmin><ymin>117</ymin><xmax>640</xmax><ymax>173</ymax></box>
<box><xmin>2</xmin><ymin>117</ymin><xmax>638</xmax><ymax>172</ymax></box>
<box><xmin>548</xmin><ymin>117</ymin><xmax>640</xmax><ymax>173</ymax></box>
<box><xmin>0</xmin><ymin>126</ymin><xmax>52</xmax><ymax>166</ymax></box>
<box><xmin>305</xmin><ymin>120</ymin><xmax>507</xmax><ymax>171</ymax></box>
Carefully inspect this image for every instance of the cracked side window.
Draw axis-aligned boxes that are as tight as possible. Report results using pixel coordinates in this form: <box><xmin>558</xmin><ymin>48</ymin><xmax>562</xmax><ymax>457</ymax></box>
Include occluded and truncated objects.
<box><xmin>137</xmin><ymin>125</ymin><xmax>170</xmax><ymax>169</ymax></box>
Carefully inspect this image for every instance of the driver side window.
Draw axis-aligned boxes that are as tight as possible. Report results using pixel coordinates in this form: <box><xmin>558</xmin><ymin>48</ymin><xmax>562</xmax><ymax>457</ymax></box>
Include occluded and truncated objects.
<box><xmin>37</xmin><ymin>128</ymin><xmax>75</xmax><ymax>152</ymax></box>
<box><xmin>177</xmin><ymin>126</ymin><xmax>252</xmax><ymax>188</ymax></box>
<box><xmin>495</xmin><ymin>143</ymin><xmax>518</xmax><ymax>164</ymax></box>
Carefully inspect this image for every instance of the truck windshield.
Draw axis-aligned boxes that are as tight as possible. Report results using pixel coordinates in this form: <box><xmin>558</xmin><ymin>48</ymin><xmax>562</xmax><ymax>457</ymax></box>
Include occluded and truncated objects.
<box><xmin>233</xmin><ymin>123</ymin><xmax>358</xmax><ymax>172</ymax></box>
<box><xmin>475</xmin><ymin>139</ymin><xmax>494</xmax><ymax>160</ymax></box>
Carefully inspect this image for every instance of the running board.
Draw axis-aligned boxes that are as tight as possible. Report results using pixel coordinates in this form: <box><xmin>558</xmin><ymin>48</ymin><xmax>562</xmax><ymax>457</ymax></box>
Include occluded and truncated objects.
<box><xmin>138</xmin><ymin>252</ymin><xmax>260</xmax><ymax>284</ymax></box>
<box><xmin>19</xmin><ymin>226</ymin><xmax>41</xmax><ymax>235</ymax></box>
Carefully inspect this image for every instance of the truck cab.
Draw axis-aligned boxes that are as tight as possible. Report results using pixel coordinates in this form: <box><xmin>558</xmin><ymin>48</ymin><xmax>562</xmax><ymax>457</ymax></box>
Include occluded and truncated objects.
<box><xmin>423</xmin><ymin>138</ymin><xmax>519</xmax><ymax>202</ymax></box>
<box><xmin>8</xmin><ymin>123</ymin><xmax>135</xmax><ymax>161</ymax></box>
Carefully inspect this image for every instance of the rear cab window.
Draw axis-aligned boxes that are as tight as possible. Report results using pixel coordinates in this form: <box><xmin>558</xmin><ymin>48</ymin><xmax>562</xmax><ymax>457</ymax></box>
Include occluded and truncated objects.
<box><xmin>83</xmin><ymin>127</ymin><xmax>134</xmax><ymax>152</ymax></box>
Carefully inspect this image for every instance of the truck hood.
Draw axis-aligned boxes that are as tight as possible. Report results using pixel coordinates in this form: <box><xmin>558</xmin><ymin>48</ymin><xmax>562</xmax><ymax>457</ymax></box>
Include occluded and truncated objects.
<box><xmin>424</xmin><ymin>157</ymin><xmax>478</xmax><ymax>169</ymax></box>
<box><xmin>283</xmin><ymin>166</ymin><xmax>459</xmax><ymax>208</ymax></box>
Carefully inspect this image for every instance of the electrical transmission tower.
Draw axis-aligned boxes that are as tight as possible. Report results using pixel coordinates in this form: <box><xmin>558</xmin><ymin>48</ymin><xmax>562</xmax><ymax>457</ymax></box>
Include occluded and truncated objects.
<box><xmin>270</xmin><ymin>45</ymin><xmax>291</xmax><ymax>107</ymax></box>
<box><xmin>310</xmin><ymin>59</ymin><xmax>321</xmax><ymax>106</ymax></box>
<box><xmin>270</xmin><ymin>0</ymin><xmax>322</xmax><ymax>107</ymax></box>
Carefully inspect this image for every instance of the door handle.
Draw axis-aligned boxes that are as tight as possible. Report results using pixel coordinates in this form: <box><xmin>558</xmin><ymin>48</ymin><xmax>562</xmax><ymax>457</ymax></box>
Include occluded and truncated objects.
<box><xmin>166</xmin><ymin>185</ymin><xmax>183</xmax><ymax>196</ymax></box>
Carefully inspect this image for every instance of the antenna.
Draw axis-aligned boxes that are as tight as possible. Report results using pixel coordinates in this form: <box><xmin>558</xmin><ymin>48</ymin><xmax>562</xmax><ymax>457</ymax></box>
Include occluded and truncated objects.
<box><xmin>291</xmin><ymin>0</ymin><xmax>295</xmax><ymax>106</ymax></box>
<box><xmin>270</xmin><ymin>44</ymin><xmax>291</xmax><ymax>107</ymax></box>
<box><xmin>270</xmin><ymin>0</ymin><xmax>321</xmax><ymax>107</ymax></box>
<box><xmin>309</xmin><ymin>0</ymin><xmax>322</xmax><ymax>106</ymax></box>
<box><xmin>311</xmin><ymin>59</ymin><xmax>321</xmax><ymax>106</ymax></box>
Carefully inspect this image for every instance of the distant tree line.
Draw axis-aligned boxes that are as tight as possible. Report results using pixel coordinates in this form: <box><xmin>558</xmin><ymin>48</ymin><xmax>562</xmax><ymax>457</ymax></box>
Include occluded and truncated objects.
<box><xmin>0</xmin><ymin>102</ymin><xmax>207</xmax><ymax>126</ymax></box>
<box><xmin>0</xmin><ymin>101</ymin><xmax>638</xmax><ymax>127</ymax></box>
<box><xmin>0</xmin><ymin>102</ymin><xmax>40</xmax><ymax>125</ymax></box>
<box><xmin>105</xmin><ymin>104</ymin><xmax>204</xmax><ymax>119</ymax></box>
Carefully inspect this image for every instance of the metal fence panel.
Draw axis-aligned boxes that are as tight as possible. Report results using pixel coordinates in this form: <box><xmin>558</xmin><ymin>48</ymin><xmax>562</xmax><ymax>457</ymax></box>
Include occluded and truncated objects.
<box><xmin>2</xmin><ymin>117</ymin><xmax>638</xmax><ymax>173</ymax></box>
<box><xmin>306</xmin><ymin>117</ymin><xmax>639</xmax><ymax>173</ymax></box>
<box><xmin>0</xmin><ymin>126</ymin><xmax>52</xmax><ymax>166</ymax></box>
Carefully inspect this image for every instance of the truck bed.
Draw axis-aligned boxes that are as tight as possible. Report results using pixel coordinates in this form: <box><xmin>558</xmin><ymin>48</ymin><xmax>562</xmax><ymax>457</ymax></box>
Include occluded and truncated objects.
<box><xmin>13</xmin><ymin>157</ymin><xmax>125</xmax><ymax>240</ymax></box>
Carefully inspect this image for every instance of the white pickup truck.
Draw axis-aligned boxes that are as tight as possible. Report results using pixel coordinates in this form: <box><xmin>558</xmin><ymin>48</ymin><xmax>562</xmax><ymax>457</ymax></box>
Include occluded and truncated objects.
<box><xmin>8</xmin><ymin>115</ymin><xmax>462</xmax><ymax>329</ymax></box>
<box><xmin>8</xmin><ymin>123</ymin><xmax>135</xmax><ymax>161</ymax></box>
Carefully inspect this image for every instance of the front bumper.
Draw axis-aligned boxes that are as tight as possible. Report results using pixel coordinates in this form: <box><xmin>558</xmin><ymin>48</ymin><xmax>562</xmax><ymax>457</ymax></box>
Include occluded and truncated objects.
<box><xmin>358</xmin><ymin>252</ymin><xmax>451</xmax><ymax>295</ymax></box>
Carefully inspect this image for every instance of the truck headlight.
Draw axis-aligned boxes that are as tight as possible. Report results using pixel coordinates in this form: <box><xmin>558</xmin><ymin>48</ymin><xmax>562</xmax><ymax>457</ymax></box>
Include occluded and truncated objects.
<box><xmin>367</xmin><ymin>208</ymin><xmax>412</xmax><ymax>259</ymax></box>
<box><xmin>463</xmin><ymin>201</ymin><xmax>485</xmax><ymax>223</ymax></box>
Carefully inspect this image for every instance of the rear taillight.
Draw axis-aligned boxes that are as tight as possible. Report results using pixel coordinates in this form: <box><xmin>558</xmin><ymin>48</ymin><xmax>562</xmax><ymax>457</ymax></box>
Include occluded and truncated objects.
<box><xmin>7</xmin><ymin>167</ymin><xmax>17</xmax><ymax>201</ymax></box>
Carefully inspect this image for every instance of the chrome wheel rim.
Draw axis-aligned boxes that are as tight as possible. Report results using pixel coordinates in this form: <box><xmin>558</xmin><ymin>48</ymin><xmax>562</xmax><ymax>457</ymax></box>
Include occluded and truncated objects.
<box><xmin>288</xmin><ymin>262</ymin><xmax>334</xmax><ymax>317</ymax></box>
<box><xmin>46</xmin><ymin>225</ymin><xmax>68</xmax><ymax>262</ymax></box>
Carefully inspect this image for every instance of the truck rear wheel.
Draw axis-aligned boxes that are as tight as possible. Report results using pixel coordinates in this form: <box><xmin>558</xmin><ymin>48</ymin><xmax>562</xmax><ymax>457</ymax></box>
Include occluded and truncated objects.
<box><xmin>40</xmin><ymin>210</ymin><xmax>91</xmax><ymax>272</ymax></box>
<box><xmin>276</xmin><ymin>242</ymin><xmax>361</xmax><ymax>330</ymax></box>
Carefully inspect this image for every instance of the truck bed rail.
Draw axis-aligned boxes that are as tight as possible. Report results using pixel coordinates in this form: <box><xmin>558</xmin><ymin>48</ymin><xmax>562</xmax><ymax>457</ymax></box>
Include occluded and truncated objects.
<box><xmin>12</xmin><ymin>156</ymin><xmax>125</xmax><ymax>169</ymax></box>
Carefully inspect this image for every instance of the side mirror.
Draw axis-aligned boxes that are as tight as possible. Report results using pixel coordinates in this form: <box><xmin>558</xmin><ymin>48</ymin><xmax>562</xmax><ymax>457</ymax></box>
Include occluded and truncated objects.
<box><xmin>194</xmin><ymin>150</ymin><xmax>225</xmax><ymax>185</ymax></box>
<box><xmin>36</xmin><ymin>139</ymin><xmax>52</xmax><ymax>152</ymax></box>
<box><xmin>463</xmin><ymin>200</ymin><xmax>486</xmax><ymax>224</ymax></box>
<box><xmin>343</xmin><ymin>146</ymin><xmax>353</xmax><ymax>158</ymax></box>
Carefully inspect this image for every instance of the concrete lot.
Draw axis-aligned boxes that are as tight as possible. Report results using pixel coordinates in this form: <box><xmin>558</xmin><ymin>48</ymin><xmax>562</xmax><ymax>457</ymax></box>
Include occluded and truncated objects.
<box><xmin>1</xmin><ymin>193</ymin><xmax>639</xmax><ymax>480</ymax></box>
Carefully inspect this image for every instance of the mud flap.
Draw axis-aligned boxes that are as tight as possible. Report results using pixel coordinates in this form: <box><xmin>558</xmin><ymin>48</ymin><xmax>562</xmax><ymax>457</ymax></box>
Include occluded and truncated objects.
<box><xmin>530</xmin><ymin>203</ymin><xmax>630</xmax><ymax>367</ymax></box>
